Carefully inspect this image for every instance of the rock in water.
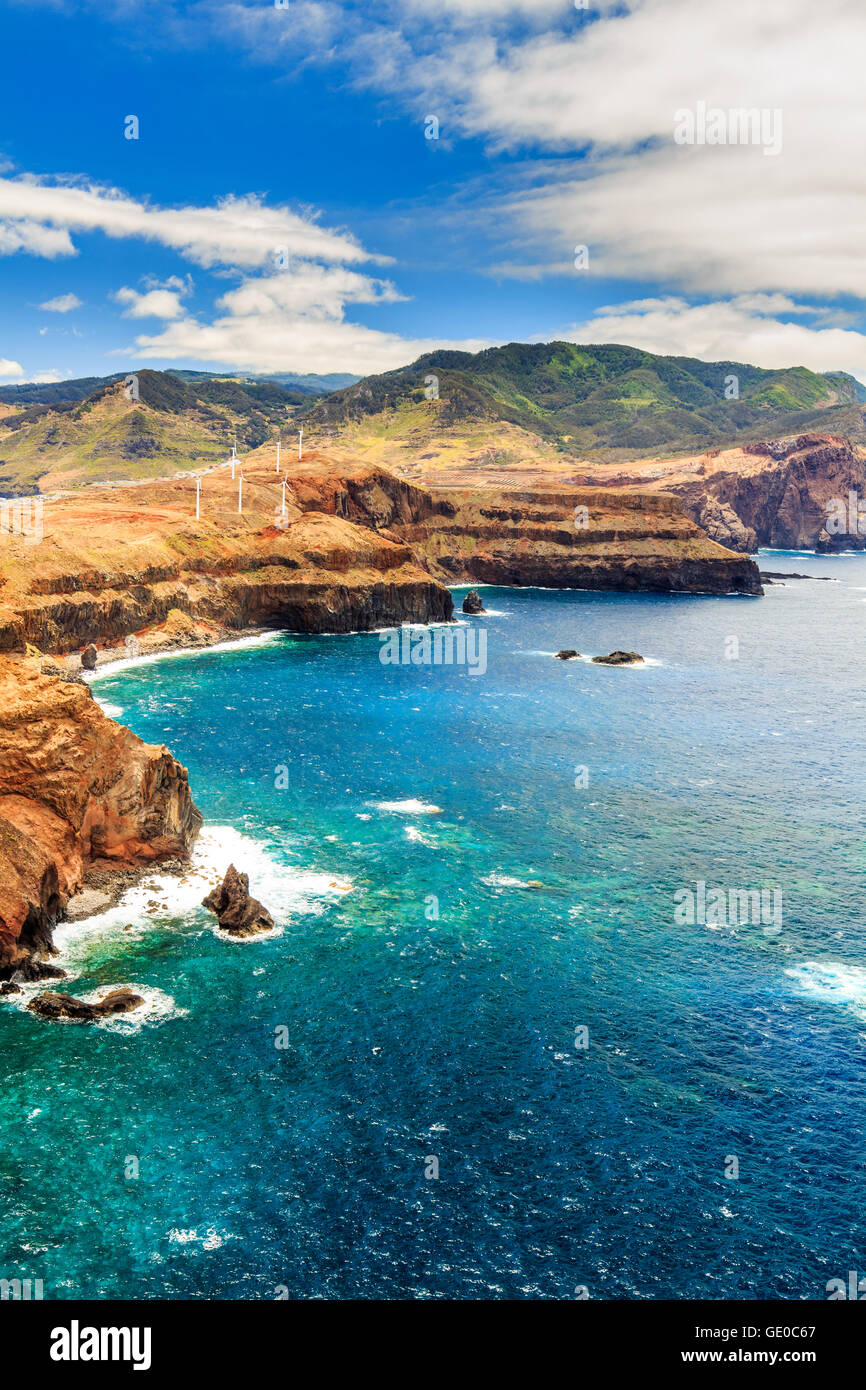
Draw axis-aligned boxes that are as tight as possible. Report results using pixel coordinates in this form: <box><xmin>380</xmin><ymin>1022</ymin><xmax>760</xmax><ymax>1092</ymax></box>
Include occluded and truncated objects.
<box><xmin>592</xmin><ymin>650</ymin><xmax>644</xmax><ymax>666</ymax></box>
<box><xmin>554</xmin><ymin>649</ymin><xmax>581</xmax><ymax>660</ymax></box>
<box><xmin>28</xmin><ymin>988</ymin><xmax>144</xmax><ymax>1020</ymax></box>
<box><xmin>13</xmin><ymin>959</ymin><xmax>66</xmax><ymax>983</ymax></box>
<box><xmin>202</xmin><ymin>864</ymin><xmax>275</xmax><ymax>937</ymax></box>
<box><xmin>462</xmin><ymin>590</ymin><xmax>486</xmax><ymax>615</ymax></box>
<box><xmin>81</xmin><ymin>643</ymin><xmax>98</xmax><ymax>670</ymax></box>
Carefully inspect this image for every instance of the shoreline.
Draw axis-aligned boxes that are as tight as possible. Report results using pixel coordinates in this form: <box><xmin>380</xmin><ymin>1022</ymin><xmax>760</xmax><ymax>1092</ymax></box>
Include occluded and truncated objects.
<box><xmin>84</xmin><ymin>629</ymin><xmax>281</xmax><ymax>680</ymax></box>
<box><xmin>82</xmin><ymin>617</ymin><xmax>470</xmax><ymax>682</ymax></box>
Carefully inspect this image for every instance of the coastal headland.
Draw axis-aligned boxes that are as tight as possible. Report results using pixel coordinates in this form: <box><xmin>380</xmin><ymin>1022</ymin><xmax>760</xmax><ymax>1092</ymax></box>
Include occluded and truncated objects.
<box><xmin>0</xmin><ymin>449</ymin><xmax>760</xmax><ymax>974</ymax></box>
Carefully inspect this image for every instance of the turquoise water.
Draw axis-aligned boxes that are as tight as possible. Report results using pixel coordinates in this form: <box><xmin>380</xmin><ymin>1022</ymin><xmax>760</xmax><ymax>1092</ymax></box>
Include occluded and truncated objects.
<box><xmin>2</xmin><ymin>555</ymin><xmax>866</xmax><ymax>1300</ymax></box>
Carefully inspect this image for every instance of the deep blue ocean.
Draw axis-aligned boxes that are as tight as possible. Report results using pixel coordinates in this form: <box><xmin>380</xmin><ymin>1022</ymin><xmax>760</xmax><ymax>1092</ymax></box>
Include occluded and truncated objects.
<box><xmin>2</xmin><ymin>553</ymin><xmax>865</xmax><ymax>1300</ymax></box>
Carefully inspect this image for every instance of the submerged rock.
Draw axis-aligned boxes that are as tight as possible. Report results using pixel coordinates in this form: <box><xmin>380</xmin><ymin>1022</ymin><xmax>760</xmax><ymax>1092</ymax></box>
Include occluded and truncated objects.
<box><xmin>28</xmin><ymin>988</ymin><xmax>144</xmax><ymax>1021</ymax></box>
<box><xmin>760</xmin><ymin>571</ymin><xmax>832</xmax><ymax>581</ymax></box>
<box><xmin>13</xmin><ymin>959</ymin><xmax>67</xmax><ymax>983</ymax></box>
<box><xmin>462</xmin><ymin>589</ymin><xmax>486</xmax><ymax>615</ymax></box>
<box><xmin>554</xmin><ymin>649</ymin><xmax>581</xmax><ymax>661</ymax></box>
<box><xmin>202</xmin><ymin>864</ymin><xmax>275</xmax><ymax>937</ymax></box>
<box><xmin>592</xmin><ymin>650</ymin><xmax>644</xmax><ymax>666</ymax></box>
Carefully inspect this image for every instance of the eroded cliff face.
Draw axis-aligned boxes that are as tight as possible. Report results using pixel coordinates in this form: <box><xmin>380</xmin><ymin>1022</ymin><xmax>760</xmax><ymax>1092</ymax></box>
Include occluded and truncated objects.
<box><xmin>0</xmin><ymin>656</ymin><xmax>201</xmax><ymax>971</ymax></box>
<box><xmin>665</xmin><ymin>435</ymin><xmax>866</xmax><ymax>552</ymax></box>
<box><xmin>572</xmin><ymin>434</ymin><xmax>866</xmax><ymax>554</ymax></box>
<box><xmin>382</xmin><ymin>485</ymin><xmax>762</xmax><ymax>595</ymax></box>
<box><xmin>0</xmin><ymin>457</ymin><xmax>761</xmax><ymax>663</ymax></box>
<box><xmin>281</xmin><ymin>463</ymin><xmax>762</xmax><ymax>594</ymax></box>
<box><xmin>0</xmin><ymin>467</ymin><xmax>454</xmax><ymax>655</ymax></box>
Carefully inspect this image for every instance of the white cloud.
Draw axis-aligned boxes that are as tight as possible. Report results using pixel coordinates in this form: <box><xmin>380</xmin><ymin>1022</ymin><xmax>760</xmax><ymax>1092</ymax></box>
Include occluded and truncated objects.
<box><xmin>5</xmin><ymin>1</ymin><xmax>865</xmax><ymax>378</ymax></box>
<box><xmin>0</xmin><ymin>218</ymin><xmax>75</xmax><ymax>258</ymax></box>
<box><xmin>27</xmin><ymin>369</ymin><xmax>64</xmax><ymax>384</ymax></box>
<box><xmin>0</xmin><ymin>358</ymin><xmax>24</xmax><ymax>379</ymax></box>
<box><xmin>210</xmin><ymin>0</ymin><xmax>866</xmax><ymax>305</ymax></box>
<box><xmin>499</xmin><ymin>140</ymin><xmax>866</xmax><ymax>300</ymax></box>
<box><xmin>114</xmin><ymin>285</ymin><xmax>189</xmax><ymax>319</ymax></box>
<box><xmin>564</xmin><ymin>295</ymin><xmax>866</xmax><ymax>386</ymax></box>
<box><xmin>128</xmin><ymin>265</ymin><xmax>489</xmax><ymax>373</ymax></box>
<box><xmin>38</xmin><ymin>293</ymin><xmax>82</xmax><ymax>313</ymax></box>
<box><xmin>0</xmin><ymin>177</ymin><xmax>380</xmax><ymax>270</ymax></box>
<box><xmin>0</xmin><ymin>167</ymin><xmax>467</xmax><ymax>371</ymax></box>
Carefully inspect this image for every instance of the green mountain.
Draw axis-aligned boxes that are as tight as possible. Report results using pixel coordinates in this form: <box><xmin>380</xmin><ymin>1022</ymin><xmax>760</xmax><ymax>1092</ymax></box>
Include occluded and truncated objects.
<box><xmin>300</xmin><ymin>342</ymin><xmax>866</xmax><ymax>456</ymax></box>
<box><xmin>0</xmin><ymin>367</ymin><xmax>358</xmax><ymax>409</ymax></box>
<box><xmin>0</xmin><ymin>369</ymin><xmax>310</xmax><ymax>492</ymax></box>
<box><xmin>166</xmin><ymin>369</ymin><xmax>360</xmax><ymax>396</ymax></box>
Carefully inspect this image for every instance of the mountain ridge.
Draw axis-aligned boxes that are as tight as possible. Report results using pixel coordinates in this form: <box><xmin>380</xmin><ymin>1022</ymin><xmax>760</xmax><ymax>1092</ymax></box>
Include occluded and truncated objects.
<box><xmin>299</xmin><ymin>340</ymin><xmax>866</xmax><ymax>459</ymax></box>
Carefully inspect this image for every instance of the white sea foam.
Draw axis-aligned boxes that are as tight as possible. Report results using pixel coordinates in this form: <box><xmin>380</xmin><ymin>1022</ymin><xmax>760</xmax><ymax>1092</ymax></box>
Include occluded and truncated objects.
<box><xmin>94</xmin><ymin>699</ymin><xmax>124</xmax><ymax>718</ymax></box>
<box><xmin>87</xmin><ymin>632</ymin><xmax>281</xmax><ymax>681</ymax></box>
<box><xmin>93</xmin><ymin>983</ymin><xmax>186</xmax><ymax>1033</ymax></box>
<box><xmin>371</xmin><ymin>799</ymin><xmax>443</xmax><ymax>814</ymax></box>
<box><xmin>405</xmin><ymin>825</ymin><xmax>437</xmax><ymax>846</ymax></box>
<box><xmin>402</xmin><ymin>619</ymin><xmax>469</xmax><ymax>630</ymax></box>
<box><xmin>7</xmin><ymin>981</ymin><xmax>184</xmax><ymax>1030</ymax></box>
<box><xmin>167</xmin><ymin>1227</ymin><xmax>235</xmax><ymax>1250</ymax></box>
<box><xmin>51</xmin><ymin>824</ymin><xmax>352</xmax><ymax>963</ymax></box>
<box><xmin>785</xmin><ymin>961</ymin><xmax>866</xmax><ymax>1019</ymax></box>
<box><xmin>481</xmin><ymin>872</ymin><xmax>543</xmax><ymax>890</ymax></box>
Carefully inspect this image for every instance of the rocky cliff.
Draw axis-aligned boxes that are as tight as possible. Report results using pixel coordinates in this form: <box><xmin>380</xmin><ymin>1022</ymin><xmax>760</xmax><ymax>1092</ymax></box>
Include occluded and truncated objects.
<box><xmin>0</xmin><ymin>453</ymin><xmax>761</xmax><ymax>964</ymax></box>
<box><xmin>0</xmin><ymin>457</ymin><xmax>758</xmax><ymax>660</ymax></box>
<box><xmin>572</xmin><ymin>434</ymin><xmax>866</xmax><ymax>554</ymax></box>
<box><xmin>0</xmin><ymin>461</ymin><xmax>453</xmax><ymax>655</ymax></box>
<box><xmin>384</xmin><ymin>485</ymin><xmax>762</xmax><ymax>595</ymax></box>
<box><xmin>278</xmin><ymin>461</ymin><xmax>762</xmax><ymax>595</ymax></box>
<box><xmin>660</xmin><ymin>435</ymin><xmax>866</xmax><ymax>552</ymax></box>
<box><xmin>0</xmin><ymin>655</ymin><xmax>201</xmax><ymax>973</ymax></box>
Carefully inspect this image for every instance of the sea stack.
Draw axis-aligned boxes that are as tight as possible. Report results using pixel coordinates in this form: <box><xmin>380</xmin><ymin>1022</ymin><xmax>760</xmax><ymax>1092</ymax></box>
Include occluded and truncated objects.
<box><xmin>462</xmin><ymin>589</ymin><xmax>486</xmax><ymax>615</ymax></box>
<box><xmin>592</xmin><ymin>651</ymin><xmax>644</xmax><ymax>666</ymax></box>
<box><xmin>28</xmin><ymin>988</ymin><xmax>144</xmax><ymax>1021</ymax></box>
<box><xmin>203</xmin><ymin>865</ymin><xmax>275</xmax><ymax>937</ymax></box>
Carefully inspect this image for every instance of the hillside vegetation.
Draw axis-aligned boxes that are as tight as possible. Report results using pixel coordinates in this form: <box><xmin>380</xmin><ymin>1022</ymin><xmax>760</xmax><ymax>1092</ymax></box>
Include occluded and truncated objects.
<box><xmin>0</xmin><ymin>370</ymin><xmax>308</xmax><ymax>492</ymax></box>
<box><xmin>300</xmin><ymin>341</ymin><xmax>866</xmax><ymax>459</ymax></box>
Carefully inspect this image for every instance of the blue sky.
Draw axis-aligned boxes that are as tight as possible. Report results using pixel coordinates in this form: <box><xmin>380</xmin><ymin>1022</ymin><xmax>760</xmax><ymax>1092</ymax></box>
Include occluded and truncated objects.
<box><xmin>0</xmin><ymin>0</ymin><xmax>863</xmax><ymax>384</ymax></box>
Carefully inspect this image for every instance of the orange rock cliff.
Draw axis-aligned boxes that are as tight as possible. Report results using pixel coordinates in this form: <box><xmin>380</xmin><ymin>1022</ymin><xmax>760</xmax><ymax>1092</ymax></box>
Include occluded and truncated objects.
<box><xmin>0</xmin><ymin>451</ymin><xmax>762</xmax><ymax>971</ymax></box>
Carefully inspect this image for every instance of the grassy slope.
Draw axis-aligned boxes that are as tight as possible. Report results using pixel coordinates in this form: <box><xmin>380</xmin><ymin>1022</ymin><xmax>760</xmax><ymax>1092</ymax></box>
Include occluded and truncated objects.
<box><xmin>0</xmin><ymin>370</ymin><xmax>304</xmax><ymax>492</ymax></box>
<box><xmin>2</xmin><ymin>347</ymin><xmax>863</xmax><ymax>494</ymax></box>
<box><xmin>301</xmin><ymin>342</ymin><xmax>866</xmax><ymax>459</ymax></box>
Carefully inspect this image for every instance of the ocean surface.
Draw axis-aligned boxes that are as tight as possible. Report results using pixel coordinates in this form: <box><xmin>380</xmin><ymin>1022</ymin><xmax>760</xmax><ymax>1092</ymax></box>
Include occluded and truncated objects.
<box><xmin>2</xmin><ymin>552</ymin><xmax>865</xmax><ymax>1301</ymax></box>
